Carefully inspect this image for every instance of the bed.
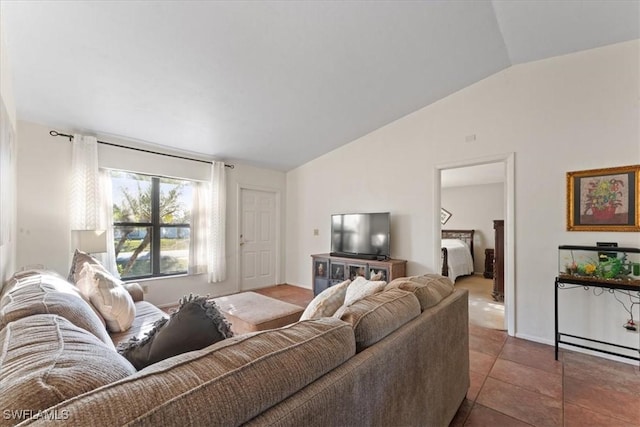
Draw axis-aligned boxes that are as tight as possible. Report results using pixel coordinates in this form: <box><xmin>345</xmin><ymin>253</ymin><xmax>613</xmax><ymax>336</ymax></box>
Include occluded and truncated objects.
<box><xmin>441</xmin><ymin>229</ymin><xmax>475</xmax><ymax>282</ymax></box>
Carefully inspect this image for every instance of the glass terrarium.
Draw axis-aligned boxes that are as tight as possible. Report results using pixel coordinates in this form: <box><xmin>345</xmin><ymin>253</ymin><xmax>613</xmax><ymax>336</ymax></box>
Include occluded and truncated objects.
<box><xmin>558</xmin><ymin>245</ymin><xmax>640</xmax><ymax>286</ymax></box>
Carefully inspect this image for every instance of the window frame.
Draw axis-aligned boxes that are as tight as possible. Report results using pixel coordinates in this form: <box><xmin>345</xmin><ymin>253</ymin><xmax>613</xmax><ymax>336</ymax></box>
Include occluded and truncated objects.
<box><xmin>112</xmin><ymin>173</ymin><xmax>191</xmax><ymax>280</ymax></box>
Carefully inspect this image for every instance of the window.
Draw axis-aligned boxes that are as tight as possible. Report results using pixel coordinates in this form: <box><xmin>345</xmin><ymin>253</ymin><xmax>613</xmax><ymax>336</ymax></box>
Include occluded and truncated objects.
<box><xmin>110</xmin><ymin>171</ymin><xmax>193</xmax><ymax>279</ymax></box>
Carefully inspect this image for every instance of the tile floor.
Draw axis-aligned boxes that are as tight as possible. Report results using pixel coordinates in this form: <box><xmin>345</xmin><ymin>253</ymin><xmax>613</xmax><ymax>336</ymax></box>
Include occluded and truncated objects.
<box><xmin>241</xmin><ymin>285</ymin><xmax>640</xmax><ymax>426</ymax></box>
<box><xmin>451</xmin><ymin>324</ymin><xmax>640</xmax><ymax>426</ymax></box>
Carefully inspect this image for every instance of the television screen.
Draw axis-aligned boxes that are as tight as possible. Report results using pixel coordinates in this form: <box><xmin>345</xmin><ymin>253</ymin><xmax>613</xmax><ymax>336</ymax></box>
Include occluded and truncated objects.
<box><xmin>331</xmin><ymin>212</ymin><xmax>390</xmax><ymax>259</ymax></box>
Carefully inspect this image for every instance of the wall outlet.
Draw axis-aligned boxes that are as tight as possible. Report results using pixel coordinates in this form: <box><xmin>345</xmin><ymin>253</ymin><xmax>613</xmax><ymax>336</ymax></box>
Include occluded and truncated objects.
<box><xmin>313</xmin><ymin>228</ymin><xmax>319</xmax><ymax>236</ymax></box>
<box><xmin>142</xmin><ymin>285</ymin><xmax>149</xmax><ymax>294</ymax></box>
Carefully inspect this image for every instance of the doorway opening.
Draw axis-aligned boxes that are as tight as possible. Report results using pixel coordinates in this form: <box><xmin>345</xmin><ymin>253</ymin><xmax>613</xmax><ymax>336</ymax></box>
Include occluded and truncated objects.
<box><xmin>435</xmin><ymin>153</ymin><xmax>515</xmax><ymax>336</ymax></box>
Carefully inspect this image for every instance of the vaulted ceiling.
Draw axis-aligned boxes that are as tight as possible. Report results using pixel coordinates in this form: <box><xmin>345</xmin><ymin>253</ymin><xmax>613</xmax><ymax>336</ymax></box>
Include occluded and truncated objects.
<box><xmin>2</xmin><ymin>1</ymin><xmax>638</xmax><ymax>171</ymax></box>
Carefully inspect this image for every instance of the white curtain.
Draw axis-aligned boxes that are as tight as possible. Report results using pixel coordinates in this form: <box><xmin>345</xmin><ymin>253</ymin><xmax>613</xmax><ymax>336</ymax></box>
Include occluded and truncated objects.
<box><xmin>208</xmin><ymin>161</ymin><xmax>226</xmax><ymax>282</ymax></box>
<box><xmin>70</xmin><ymin>135</ymin><xmax>100</xmax><ymax>230</ymax></box>
<box><xmin>70</xmin><ymin>135</ymin><xmax>120</xmax><ymax>277</ymax></box>
<box><xmin>189</xmin><ymin>181</ymin><xmax>209</xmax><ymax>275</ymax></box>
<box><xmin>99</xmin><ymin>169</ymin><xmax>119</xmax><ymax>277</ymax></box>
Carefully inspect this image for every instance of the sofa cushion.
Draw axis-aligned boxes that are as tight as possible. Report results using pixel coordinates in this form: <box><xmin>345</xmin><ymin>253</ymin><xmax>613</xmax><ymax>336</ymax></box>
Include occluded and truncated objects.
<box><xmin>2</xmin><ymin>268</ymin><xmax>65</xmax><ymax>291</ymax></box>
<box><xmin>118</xmin><ymin>295</ymin><xmax>233</xmax><ymax>370</ymax></box>
<box><xmin>0</xmin><ymin>271</ymin><xmax>112</xmax><ymax>346</ymax></box>
<box><xmin>32</xmin><ymin>317</ymin><xmax>355</xmax><ymax>426</ymax></box>
<box><xmin>385</xmin><ymin>274</ymin><xmax>454</xmax><ymax>311</ymax></box>
<box><xmin>110</xmin><ymin>301</ymin><xmax>168</xmax><ymax>346</ymax></box>
<box><xmin>122</xmin><ymin>282</ymin><xmax>145</xmax><ymax>302</ymax></box>
<box><xmin>335</xmin><ymin>288</ymin><xmax>421</xmax><ymax>352</ymax></box>
<box><xmin>77</xmin><ymin>262</ymin><xmax>136</xmax><ymax>332</ymax></box>
<box><xmin>0</xmin><ymin>314</ymin><xmax>136</xmax><ymax>420</ymax></box>
<box><xmin>300</xmin><ymin>279</ymin><xmax>350</xmax><ymax>320</ymax></box>
<box><xmin>343</xmin><ymin>276</ymin><xmax>387</xmax><ymax>306</ymax></box>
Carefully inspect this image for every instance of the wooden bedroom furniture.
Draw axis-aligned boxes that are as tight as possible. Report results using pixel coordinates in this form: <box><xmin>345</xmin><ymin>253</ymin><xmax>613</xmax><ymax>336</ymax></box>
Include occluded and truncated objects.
<box><xmin>441</xmin><ymin>229</ymin><xmax>475</xmax><ymax>277</ymax></box>
<box><xmin>310</xmin><ymin>254</ymin><xmax>407</xmax><ymax>296</ymax></box>
<box><xmin>484</xmin><ymin>248</ymin><xmax>494</xmax><ymax>279</ymax></box>
<box><xmin>492</xmin><ymin>220</ymin><xmax>505</xmax><ymax>302</ymax></box>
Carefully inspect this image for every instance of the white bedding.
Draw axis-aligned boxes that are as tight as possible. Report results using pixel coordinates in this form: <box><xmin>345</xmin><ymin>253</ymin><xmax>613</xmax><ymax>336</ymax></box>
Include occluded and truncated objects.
<box><xmin>441</xmin><ymin>239</ymin><xmax>474</xmax><ymax>282</ymax></box>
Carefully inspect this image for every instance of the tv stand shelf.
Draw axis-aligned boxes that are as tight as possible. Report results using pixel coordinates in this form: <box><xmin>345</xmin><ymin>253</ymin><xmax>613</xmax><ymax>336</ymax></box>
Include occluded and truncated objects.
<box><xmin>311</xmin><ymin>254</ymin><xmax>407</xmax><ymax>296</ymax></box>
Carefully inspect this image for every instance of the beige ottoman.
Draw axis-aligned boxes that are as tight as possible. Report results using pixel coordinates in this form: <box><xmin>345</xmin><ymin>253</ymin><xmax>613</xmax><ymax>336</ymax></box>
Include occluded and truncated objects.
<box><xmin>213</xmin><ymin>291</ymin><xmax>304</xmax><ymax>335</ymax></box>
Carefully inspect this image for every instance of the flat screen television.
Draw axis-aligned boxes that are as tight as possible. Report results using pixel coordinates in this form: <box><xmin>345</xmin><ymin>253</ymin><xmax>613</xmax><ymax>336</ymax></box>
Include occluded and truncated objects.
<box><xmin>330</xmin><ymin>212</ymin><xmax>390</xmax><ymax>260</ymax></box>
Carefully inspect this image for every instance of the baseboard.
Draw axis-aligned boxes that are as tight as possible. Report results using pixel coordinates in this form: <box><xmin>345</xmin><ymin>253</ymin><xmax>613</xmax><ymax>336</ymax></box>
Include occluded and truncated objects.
<box><xmin>279</xmin><ymin>283</ymin><xmax>312</xmax><ymax>290</ymax></box>
<box><xmin>514</xmin><ymin>332</ymin><xmax>554</xmax><ymax>347</ymax></box>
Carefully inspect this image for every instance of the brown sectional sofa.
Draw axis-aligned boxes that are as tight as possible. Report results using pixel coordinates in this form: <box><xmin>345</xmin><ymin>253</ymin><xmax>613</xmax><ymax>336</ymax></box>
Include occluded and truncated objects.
<box><xmin>0</xmin><ymin>270</ymin><xmax>469</xmax><ymax>426</ymax></box>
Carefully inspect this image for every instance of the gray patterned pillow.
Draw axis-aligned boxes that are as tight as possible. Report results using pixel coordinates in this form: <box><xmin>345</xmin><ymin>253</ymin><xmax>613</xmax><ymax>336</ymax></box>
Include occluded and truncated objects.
<box><xmin>68</xmin><ymin>249</ymin><xmax>103</xmax><ymax>284</ymax></box>
<box><xmin>117</xmin><ymin>294</ymin><xmax>233</xmax><ymax>370</ymax></box>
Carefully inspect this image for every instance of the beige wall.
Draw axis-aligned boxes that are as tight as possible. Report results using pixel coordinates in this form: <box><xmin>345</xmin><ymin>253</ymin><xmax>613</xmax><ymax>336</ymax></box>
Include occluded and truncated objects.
<box><xmin>286</xmin><ymin>40</ymin><xmax>640</xmax><ymax>352</ymax></box>
<box><xmin>16</xmin><ymin>121</ymin><xmax>287</xmax><ymax>306</ymax></box>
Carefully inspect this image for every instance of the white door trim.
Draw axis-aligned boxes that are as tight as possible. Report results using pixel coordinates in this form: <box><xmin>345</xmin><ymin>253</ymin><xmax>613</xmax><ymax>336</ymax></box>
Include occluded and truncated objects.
<box><xmin>236</xmin><ymin>184</ymin><xmax>282</xmax><ymax>289</ymax></box>
<box><xmin>434</xmin><ymin>152</ymin><xmax>515</xmax><ymax>336</ymax></box>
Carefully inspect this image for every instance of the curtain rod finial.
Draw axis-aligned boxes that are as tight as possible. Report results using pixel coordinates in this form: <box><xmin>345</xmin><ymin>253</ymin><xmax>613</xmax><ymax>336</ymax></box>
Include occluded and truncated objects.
<box><xmin>50</xmin><ymin>130</ymin><xmax>73</xmax><ymax>141</ymax></box>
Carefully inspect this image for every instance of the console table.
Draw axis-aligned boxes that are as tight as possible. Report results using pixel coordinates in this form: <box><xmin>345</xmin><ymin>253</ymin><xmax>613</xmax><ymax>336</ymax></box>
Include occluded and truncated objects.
<box><xmin>555</xmin><ymin>276</ymin><xmax>640</xmax><ymax>363</ymax></box>
<box><xmin>311</xmin><ymin>254</ymin><xmax>407</xmax><ymax>296</ymax></box>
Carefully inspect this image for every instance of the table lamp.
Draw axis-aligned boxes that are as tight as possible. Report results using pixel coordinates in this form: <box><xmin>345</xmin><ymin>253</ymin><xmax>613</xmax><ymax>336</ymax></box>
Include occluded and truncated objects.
<box><xmin>72</xmin><ymin>229</ymin><xmax>108</xmax><ymax>254</ymax></box>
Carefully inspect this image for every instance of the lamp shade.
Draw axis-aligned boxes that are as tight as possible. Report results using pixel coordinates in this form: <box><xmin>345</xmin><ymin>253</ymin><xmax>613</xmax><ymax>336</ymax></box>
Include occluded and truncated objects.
<box><xmin>72</xmin><ymin>230</ymin><xmax>108</xmax><ymax>254</ymax></box>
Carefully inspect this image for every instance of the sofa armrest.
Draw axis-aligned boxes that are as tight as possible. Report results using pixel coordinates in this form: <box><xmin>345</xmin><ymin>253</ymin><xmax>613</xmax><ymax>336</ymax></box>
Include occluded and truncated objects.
<box><xmin>122</xmin><ymin>283</ymin><xmax>144</xmax><ymax>302</ymax></box>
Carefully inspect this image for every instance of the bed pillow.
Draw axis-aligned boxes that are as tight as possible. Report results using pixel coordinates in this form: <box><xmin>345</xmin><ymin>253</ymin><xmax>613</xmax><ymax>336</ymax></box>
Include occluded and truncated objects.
<box><xmin>117</xmin><ymin>294</ymin><xmax>233</xmax><ymax>370</ymax></box>
<box><xmin>78</xmin><ymin>263</ymin><xmax>135</xmax><ymax>333</ymax></box>
<box><xmin>300</xmin><ymin>280</ymin><xmax>351</xmax><ymax>320</ymax></box>
<box><xmin>343</xmin><ymin>276</ymin><xmax>387</xmax><ymax>307</ymax></box>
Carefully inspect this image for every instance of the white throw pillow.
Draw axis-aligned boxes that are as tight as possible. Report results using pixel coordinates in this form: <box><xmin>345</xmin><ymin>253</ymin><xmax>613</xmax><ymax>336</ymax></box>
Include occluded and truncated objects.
<box><xmin>78</xmin><ymin>263</ymin><xmax>135</xmax><ymax>332</ymax></box>
<box><xmin>300</xmin><ymin>280</ymin><xmax>351</xmax><ymax>321</ymax></box>
<box><xmin>369</xmin><ymin>270</ymin><xmax>383</xmax><ymax>281</ymax></box>
<box><xmin>343</xmin><ymin>276</ymin><xmax>387</xmax><ymax>307</ymax></box>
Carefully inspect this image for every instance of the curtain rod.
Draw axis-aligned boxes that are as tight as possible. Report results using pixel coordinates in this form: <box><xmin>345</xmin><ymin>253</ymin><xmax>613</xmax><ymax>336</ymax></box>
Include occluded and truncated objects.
<box><xmin>49</xmin><ymin>130</ymin><xmax>234</xmax><ymax>169</ymax></box>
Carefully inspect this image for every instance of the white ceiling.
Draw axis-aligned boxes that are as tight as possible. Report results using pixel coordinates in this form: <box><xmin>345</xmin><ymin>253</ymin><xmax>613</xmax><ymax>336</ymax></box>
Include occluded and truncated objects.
<box><xmin>1</xmin><ymin>1</ymin><xmax>638</xmax><ymax>171</ymax></box>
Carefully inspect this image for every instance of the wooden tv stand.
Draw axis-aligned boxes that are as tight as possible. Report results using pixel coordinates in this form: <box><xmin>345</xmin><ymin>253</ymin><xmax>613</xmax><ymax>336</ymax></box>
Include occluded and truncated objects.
<box><xmin>311</xmin><ymin>254</ymin><xmax>407</xmax><ymax>296</ymax></box>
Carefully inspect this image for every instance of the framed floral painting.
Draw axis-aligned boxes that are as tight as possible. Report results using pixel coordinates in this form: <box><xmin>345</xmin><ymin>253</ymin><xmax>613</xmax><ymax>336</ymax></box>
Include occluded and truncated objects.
<box><xmin>567</xmin><ymin>165</ymin><xmax>639</xmax><ymax>231</ymax></box>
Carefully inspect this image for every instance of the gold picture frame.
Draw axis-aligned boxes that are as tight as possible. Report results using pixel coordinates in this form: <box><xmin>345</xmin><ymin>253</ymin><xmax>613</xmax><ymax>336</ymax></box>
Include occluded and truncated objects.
<box><xmin>567</xmin><ymin>165</ymin><xmax>640</xmax><ymax>232</ymax></box>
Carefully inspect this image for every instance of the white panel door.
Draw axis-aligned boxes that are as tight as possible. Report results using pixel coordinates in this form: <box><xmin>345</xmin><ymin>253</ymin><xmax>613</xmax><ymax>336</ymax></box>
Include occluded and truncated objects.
<box><xmin>240</xmin><ymin>188</ymin><xmax>277</xmax><ymax>290</ymax></box>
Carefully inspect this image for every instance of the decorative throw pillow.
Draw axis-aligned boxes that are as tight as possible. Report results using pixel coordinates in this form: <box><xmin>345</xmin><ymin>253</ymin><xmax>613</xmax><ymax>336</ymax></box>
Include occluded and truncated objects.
<box><xmin>78</xmin><ymin>263</ymin><xmax>136</xmax><ymax>333</ymax></box>
<box><xmin>117</xmin><ymin>294</ymin><xmax>234</xmax><ymax>370</ymax></box>
<box><xmin>343</xmin><ymin>276</ymin><xmax>387</xmax><ymax>307</ymax></box>
<box><xmin>369</xmin><ymin>271</ymin><xmax>383</xmax><ymax>281</ymax></box>
<box><xmin>68</xmin><ymin>249</ymin><xmax>104</xmax><ymax>284</ymax></box>
<box><xmin>300</xmin><ymin>280</ymin><xmax>351</xmax><ymax>320</ymax></box>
